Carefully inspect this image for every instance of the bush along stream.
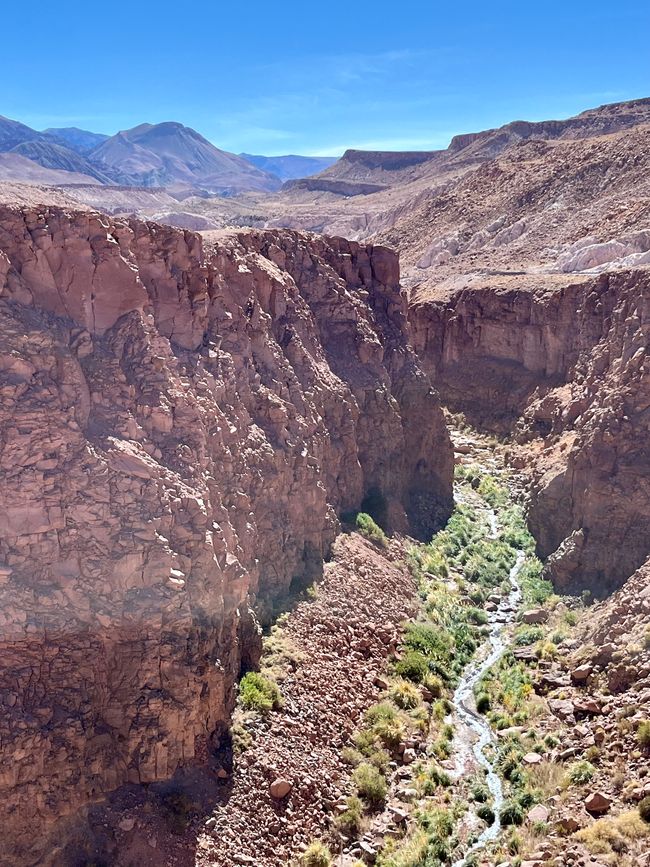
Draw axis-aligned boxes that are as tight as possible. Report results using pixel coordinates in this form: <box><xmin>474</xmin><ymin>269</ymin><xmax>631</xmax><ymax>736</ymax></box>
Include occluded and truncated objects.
<box><xmin>358</xmin><ymin>446</ymin><xmax>552</xmax><ymax>867</ymax></box>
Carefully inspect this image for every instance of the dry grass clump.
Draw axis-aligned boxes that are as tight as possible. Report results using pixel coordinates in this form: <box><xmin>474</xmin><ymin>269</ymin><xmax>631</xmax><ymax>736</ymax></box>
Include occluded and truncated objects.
<box><xmin>574</xmin><ymin>810</ymin><xmax>650</xmax><ymax>856</ymax></box>
<box><xmin>300</xmin><ymin>841</ymin><xmax>332</xmax><ymax>866</ymax></box>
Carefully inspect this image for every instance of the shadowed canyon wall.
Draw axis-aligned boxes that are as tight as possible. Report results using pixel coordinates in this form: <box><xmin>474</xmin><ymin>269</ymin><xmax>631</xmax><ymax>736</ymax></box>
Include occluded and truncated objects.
<box><xmin>410</xmin><ymin>271</ymin><xmax>650</xmax><ymax>594</ymax></box>
<box><xmin>0</xmin><ymin>205</ymin><xmax>453</xmax><ymax>864</ymax></box>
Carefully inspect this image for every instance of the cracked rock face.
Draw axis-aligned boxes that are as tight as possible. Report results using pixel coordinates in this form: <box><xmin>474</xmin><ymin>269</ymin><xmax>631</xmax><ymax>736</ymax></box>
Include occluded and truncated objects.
<box><xmin>409</xmin><ymin>270</ymin><xmax>650</xmax><ymax>594</ymax></box>
<box><xmin>0</xmin><ymin>205</ymin><xmax>453</xmax><ymax>864</ymax></box>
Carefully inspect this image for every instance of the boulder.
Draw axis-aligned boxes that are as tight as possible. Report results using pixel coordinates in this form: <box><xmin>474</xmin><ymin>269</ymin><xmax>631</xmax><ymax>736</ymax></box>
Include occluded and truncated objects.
<box><xmin>523</xmin><ymin>752</ymin><xmax>543</xmax><ymax>765</ymax></box>
<box><xmin>527</xmin><ymin>804</ymin><xmax>550</xmax><ymax>824</ymax></box>
<box><xmin>522</xmin><ymin>608</ymin><xmax>549</xmax><ymax>624</ymax></box>
<box><xmin>269</xmin><ymin>778</ymin><xmax>293</xmax><ymax>799</ymax></box>
<box><xmin>584</xmin><ymin>792</ymin><xmax>612</xmax><ymax>814</ymax></box>
<box><xmin>570</xmin><ymin>664</ymin><xmax>593</xmax><ymax>683</ymax></box>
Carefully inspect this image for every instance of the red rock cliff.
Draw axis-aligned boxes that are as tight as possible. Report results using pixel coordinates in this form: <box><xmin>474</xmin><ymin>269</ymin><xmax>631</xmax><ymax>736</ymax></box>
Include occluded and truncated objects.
<box><xmin>409</xmin><ymin>271</ymin><xmax>650</xmax><ymax>594</ymax></box>
<box><xmin>0</xmin><ymin>205</ymin><xmax>453</xmax><ymax>863</ymax></box>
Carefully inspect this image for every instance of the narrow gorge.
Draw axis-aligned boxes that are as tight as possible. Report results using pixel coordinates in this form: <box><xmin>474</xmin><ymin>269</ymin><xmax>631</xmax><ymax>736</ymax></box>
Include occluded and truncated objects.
<box><xmin>1</xmin><ymin>184</ymin><xmax>649</xmax><ymax>867</ymax></box>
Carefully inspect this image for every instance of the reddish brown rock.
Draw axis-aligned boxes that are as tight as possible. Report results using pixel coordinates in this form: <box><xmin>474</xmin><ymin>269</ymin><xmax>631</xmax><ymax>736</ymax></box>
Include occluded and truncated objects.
<box><xmin>269</xmin><ymin>779</ymin><xmax>293</xmax><ymax>800</ymax></box>
<box><xmin>0</xmin><ymin>205</ymin><xmax>453</xmax><ymax>864</ymax></box>
<box><xmin>410</xmin><ymin>270</ymin><xmax>650</xmax><ymax>595</ymax></box>
<box><xmin>584</xmin><ymin>792</ymin><xmax>612</xmax><ymax>814</ymax></box>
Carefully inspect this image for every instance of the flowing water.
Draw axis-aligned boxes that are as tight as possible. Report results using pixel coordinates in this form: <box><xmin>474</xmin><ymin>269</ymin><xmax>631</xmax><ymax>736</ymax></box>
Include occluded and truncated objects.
<box><xmin>450</xmin><ymin>506</ymin><xmax>525</xmax><ymax>867</ymax></box>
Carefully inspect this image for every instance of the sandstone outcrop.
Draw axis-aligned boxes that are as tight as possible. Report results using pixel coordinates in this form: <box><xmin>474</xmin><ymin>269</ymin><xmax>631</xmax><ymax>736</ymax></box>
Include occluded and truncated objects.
<box><xmin>0</xmin><ymin>203</ymin><xmax>452</xmax><ymax>864</ymax></box>
<box><xmin>410</xmin><ymin>269</ymin><xmax>650</xmax><ymax>593</ymax></box>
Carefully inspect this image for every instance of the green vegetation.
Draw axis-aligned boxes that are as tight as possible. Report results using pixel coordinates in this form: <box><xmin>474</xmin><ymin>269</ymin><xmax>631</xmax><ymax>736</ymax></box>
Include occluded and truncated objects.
<box><xmin>300</xmin><ymin>841</ymin><xmax>332</xmax><ymax>866</ymax></box>
<box><xmin>500</xmin><ymin>800</ymin><xmax>524</xmax><ymax>827</ymax></box>
<box><xmin>566</xmin><ymin>759</ymin><xmax>597</xmax><ymax>786</ymax></box>
<box><xmin>356</xmin><ymin>512</ymin><xmax>388</xmax><ymax>547</ymax></box>
<box><xmin>637</xmin><ymin>720</ymin><xmax>650</xmax><ymax>750</ymax></box>
<box><xmin>477</xmin><ymin>804</ymin><xmax>495</xmax><ymax>825</ymax></box>
<box><xmin>377</xmin><ymin>806</ymin><xmax>455</xmax><ymax>867</ymax></box>
<box><xmin>640</xmin><ymin>797</ymin><xmax>650</xmax><ymax>823</ymax></box>
<box><xmin>575</xmin><ymin>811</ymin><xmax>650</xmax><ymax>855</ymax></box>
<box><xmin>388</xmin><ymin>678</ymin><xmax>422</xmax><ymax>710</ymax></box>
<box><xmin>335</xmin><ymin>795</ymin><xmax>364</xmax><ymax>836</ymax></box>
<box><xmin>353</xmin><ymin>762</ymin><xmax>388</xmax><ymax>809</ymax></box>
<box><xmin>479</xmin><ymin>655</ymin><xmax>536</xmax><ymax>730</ymax></box>
<box><xmin>238</xmin><ymin>671</ymin><xmax>282</xmax><ymax>714</ymax></box>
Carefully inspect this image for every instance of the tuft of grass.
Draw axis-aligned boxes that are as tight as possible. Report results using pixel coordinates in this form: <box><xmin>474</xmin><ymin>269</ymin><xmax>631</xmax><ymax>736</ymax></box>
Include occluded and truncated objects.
<box><xmin>637</xmin><ymin>720</ymin><xmax>650</xmax><ymax>750</ymax></box>
<box><xmin>500</xmin><ymin>800</ymin><xmax>524</xmax><ymax>826</ymax></box>
<box><xmin>640</xmin><ymin>796</ymin><xmax>650</xmax><ymax>823</ymax></box>
<box><xmin>388</xmin><ymin>679</ymin><xmax>422</xmax><ymax>710</ymax></box>
<box><xmin>477</xmin><ymin>804</ymin><xmax>495</xmax><ymax>825</ymax></box>
<box><xmin>353</xmin><ymin>762</ymin><xmax>388</xmax><ymax>809</ymax></box>
<box><xmin>300</xmin><ymin>841</ymin><xmax>332</xmax><ymax>866</ymax></box>
<box><xmin>575</xmin><ymin>810</ymin><xmax>650</xmax><ymax>855</ymax></box>
<box><xmin>335</xmin><ymin>795</ymin><xmax>364</xmax><ymax>837</ymax></box>
<box><xmin>238</xmin><ymin>671</ymin><xmax>282</xmax><ymax>714</ymax></box>
<box><xmin>566</xmin><ymin>760</ymin><xmax>597</xmax><ymax>786</ymax></box>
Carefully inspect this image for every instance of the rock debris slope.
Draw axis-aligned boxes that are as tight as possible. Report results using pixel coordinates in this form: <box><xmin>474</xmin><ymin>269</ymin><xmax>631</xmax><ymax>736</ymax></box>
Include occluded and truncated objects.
<box><xmin>0</xmin><ymin>202</ymin><xmax>453</xmax><ymax>864</ymax></box>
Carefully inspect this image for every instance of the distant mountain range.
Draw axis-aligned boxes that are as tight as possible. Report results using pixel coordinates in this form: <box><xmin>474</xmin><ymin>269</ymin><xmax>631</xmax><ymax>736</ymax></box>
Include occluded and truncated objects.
<box><xmin>0</xmin><ymin>115</ymin><xmax>340</xmax><ymax>195</ymax></box>
<box><xmin>240</xmin><ymin>153</ymin><xmax>337</xmax><ymax>181</ymax></box>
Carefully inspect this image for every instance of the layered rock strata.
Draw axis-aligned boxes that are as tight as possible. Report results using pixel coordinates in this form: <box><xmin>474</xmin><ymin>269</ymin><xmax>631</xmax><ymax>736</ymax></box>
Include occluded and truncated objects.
<box><xmin>410</xmin><ymin>270</ymin><xmax>650</xmax><ymax>592</ymax></box>
<box><xmin>0</xmin><ymin>204</ymin><xmax>453</xmax><ymax>863</ymax></box>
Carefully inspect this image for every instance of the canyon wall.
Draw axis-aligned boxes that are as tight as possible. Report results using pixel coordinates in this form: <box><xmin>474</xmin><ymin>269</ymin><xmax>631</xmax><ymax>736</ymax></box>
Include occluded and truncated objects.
<box><xmin>410</xmin><ymin>271</ymin><xmax>650</xmax><ymax>594</ymax></box>
<box><xmin>0</xmin><ymin>204</ymin><xmax>453</xmax><ymax>864</ymax></box>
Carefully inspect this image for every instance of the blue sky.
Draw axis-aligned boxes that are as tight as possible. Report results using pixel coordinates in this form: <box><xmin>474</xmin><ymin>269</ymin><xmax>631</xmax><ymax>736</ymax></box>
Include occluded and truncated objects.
<box><xmin>2</xmin><ymin>0</ymin><xmax>649</xmax><ymax>156</ymax></box>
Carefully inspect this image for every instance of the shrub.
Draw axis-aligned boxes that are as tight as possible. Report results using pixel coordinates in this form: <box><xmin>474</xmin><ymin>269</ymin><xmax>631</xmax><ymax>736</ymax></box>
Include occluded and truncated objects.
<box><xmin>388</xmin><ymin>679</ymin><xmax>421</xmax><ymax>710</ymax></box>
<box><xmin>566</xmin><ymin>760</ymin><xmax>597</xmax><ymax>786</ymax></box>
<box><xmin>238</xmin><ymin>671</ymin><xmax>282</xmax><ymax>714</ymax></box>
<box><xmin>637</xmin><ymin>720</ymin><xmax>650</xmax><ymax>750</ymax></box>
<box><xmin>640</xmin><ymin>797</ymin><xmax>650</xmax><ymax>823</ymax></box>
<box><xmin>353</xmin><ymin>763</ymin><xmax>387</xmax><ymax>809</ymax></box>
<box><xmin>500</xmin><ymin>801</ymin><xmax>524</xmax><ymax>826</ymax></box>
<box><xmin>394</xmin><ymin>650</ymin><xmax>429</xmax><ymax>683</ymax></box>
<box><xmin>356</xmin><ymin>512</ymin><xmax>387</xmax><ymax>547</ymax></box>
<box><xmin>576</xmin><ymin>810</ymin><xmax>650</xmax><ymax>854</ymax></box>
<box><xmin>423</xmin><ymin>673</ymin><xmax>444</xmax><ymax>697</ymax></box>
<box><xmin>467</xmin><ymin>607</ymin><xmax>489</xmax><ymax>625</ymax></box>
<box><xmin>421</xmin><ymin>764</ymin><xmax>451</xmax><ymax>793</ymax></box>
<box><xmin>471</xmin><ymin>784</ymin><xmax>489</xmax><ymax>803</ymax></box>
<box><xmin>476</xmin><ymin>693</ymin><xmax>491</xmax><ymax>713</ymax></box>
<box><xmin>335</xmin><ymin>795</ymin><xmax>363</xmax><ymax>836</ymax></box>
<box><xmin>301</xmin><ymin>842</ymin><xmax>332</xmax><ymax>867</ymax></box>
<box><xmin>477</xmin><ymin>804</ymin><xmax>495</xmax><ymax>825</ymax></box>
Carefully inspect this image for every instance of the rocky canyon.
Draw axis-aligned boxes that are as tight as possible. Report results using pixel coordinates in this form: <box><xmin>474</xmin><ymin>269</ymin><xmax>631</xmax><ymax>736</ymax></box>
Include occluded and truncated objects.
<box><xmin>0</xmin><ymin>95</ymin><xmax>649</xmax><ymax>867</ymax></box>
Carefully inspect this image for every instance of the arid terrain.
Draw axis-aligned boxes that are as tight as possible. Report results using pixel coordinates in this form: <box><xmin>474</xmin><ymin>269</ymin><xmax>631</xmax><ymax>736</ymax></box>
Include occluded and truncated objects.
<box><xmin>0</xmin><ymin>95</ymin><xmax>649</xmax><ymax>867</ymax></box>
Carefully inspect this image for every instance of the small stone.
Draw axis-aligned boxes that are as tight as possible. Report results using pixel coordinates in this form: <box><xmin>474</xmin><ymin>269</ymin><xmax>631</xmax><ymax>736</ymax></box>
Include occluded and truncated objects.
<box><xmin>118</xmin><ymin>817</ymin><xmax>135</xmax><ymax>832</ymax></box>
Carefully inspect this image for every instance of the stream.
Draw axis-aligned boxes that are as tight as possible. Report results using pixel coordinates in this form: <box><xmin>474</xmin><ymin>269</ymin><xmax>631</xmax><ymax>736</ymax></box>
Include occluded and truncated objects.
<box><xmin>449</xmin><ymin>505</ymin><xmax>525</xmax><ymax>867</ymax></box>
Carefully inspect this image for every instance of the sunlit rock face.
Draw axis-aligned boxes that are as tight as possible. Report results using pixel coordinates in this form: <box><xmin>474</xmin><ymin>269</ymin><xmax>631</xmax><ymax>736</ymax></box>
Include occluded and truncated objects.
<box><xmin>0</xmin><ymin>205</ymin><xmax>453</xmax><ymax>864</ymax></box>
